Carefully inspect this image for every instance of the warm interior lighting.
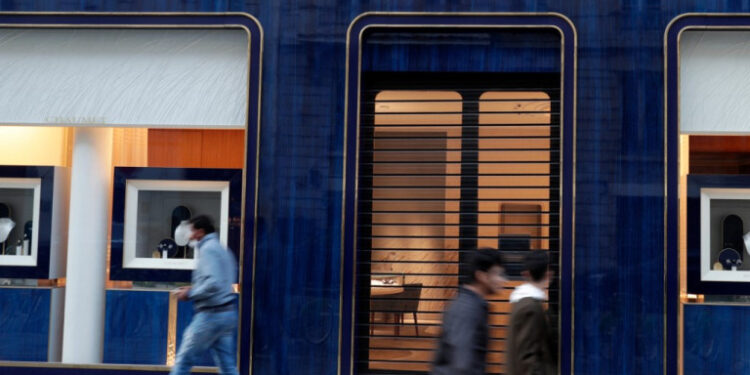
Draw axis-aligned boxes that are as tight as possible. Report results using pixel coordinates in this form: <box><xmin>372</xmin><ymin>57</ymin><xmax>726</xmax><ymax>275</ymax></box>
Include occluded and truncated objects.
<box><xmin>0</xmin><ymin>126</ymin><xmax>72</xmax><ymax>166</ymax></box>
<box><xmin>112</xmin><ymin>128</ymin><xmax>149</xmax><ymax>167</ymax></box>
<box><xmin>367</xmin><ymin>90</ymin><xmax>551</xmax><ymax>374</ymax></box>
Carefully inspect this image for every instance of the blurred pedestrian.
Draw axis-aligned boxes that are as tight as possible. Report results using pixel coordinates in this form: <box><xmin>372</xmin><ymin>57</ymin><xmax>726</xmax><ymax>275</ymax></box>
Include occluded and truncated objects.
<box><xmin>170</xmin><ymin>215</ymin><xmax>238</xmax><ymax>375</ymax></box>
<box><xmin>431</xmin><ymin>249</ymin><xmax>507</xmax><ymax>375</ymax></box>
<box><xmin>507</xmin><ymin>251</ymin><xmax>555</xmax><ymax>375</ymax></box>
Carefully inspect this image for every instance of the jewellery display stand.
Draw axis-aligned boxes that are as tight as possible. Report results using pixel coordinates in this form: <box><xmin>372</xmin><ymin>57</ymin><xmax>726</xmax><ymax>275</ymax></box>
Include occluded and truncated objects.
<box><xmin>718</xmin><ymin>215</ymin><xmax>744</xmax><ymax>270</ymax></box>
<box><xmin>110</xmin><ymin>167</ymin><xmax>242</xmax><ymax>282</ymax></box>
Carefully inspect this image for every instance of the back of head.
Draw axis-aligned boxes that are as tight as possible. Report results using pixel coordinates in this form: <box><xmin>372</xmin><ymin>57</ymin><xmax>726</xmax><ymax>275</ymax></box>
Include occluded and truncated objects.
<box><xmin>462</xmin><ymin>248</ymin><xmax>504</xmax><ymax>285</ymax></box>
<box><xmin>523</xmin><ymin>251</ymin><xmax>549</xmax><ymax>282</ymax></box>
<box><xmin>189</xmin><ymin>215</ymin><xmax>216</xmax><ymax>235</ymax></box>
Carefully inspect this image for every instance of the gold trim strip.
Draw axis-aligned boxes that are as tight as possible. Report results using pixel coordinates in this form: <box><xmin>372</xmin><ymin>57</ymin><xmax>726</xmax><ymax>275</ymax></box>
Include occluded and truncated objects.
<box><xmin>0</xmin><ymin>11</ymin><xmax>261</xmax><ymax>19</ymax></box>
<box><xmin>665</xmin><ymin>14</ymin><xmax>750</xmax><ymax>375</ymax></box>
<box><xmin>246</xmin><ymin>15</ymin><xmax>264</xmax><ymax>375</ymax></box>
<box><xmin>0</xmin><ymin>361</ymin><xmax>218</xmax><ymax>373</ymax></box>
<box><xmin>166</xmin><ymin>292</ymin><xmax>178</xmax><ymax>366</ymax></box>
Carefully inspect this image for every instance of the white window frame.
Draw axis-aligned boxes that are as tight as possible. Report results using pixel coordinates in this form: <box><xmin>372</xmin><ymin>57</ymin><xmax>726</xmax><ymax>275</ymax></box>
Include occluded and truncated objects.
<box><xmin>0</xmin><ymin>177</ymin><xmax>41</xmax><ymax>267</ymax></box>
<box><xmin>122</xmin><ymin>179</ymin><xmax>230</xmax><ymax>270</ymax></box>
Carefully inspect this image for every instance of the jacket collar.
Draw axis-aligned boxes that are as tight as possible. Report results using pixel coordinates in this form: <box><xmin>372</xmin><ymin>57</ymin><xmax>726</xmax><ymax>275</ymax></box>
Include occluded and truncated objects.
<box><xmin>459</xmin><ymin>285</ymin><xmax>487</xmax><ymax>304</ymax></box>
<box><xmin>509</xmin><ymin>283</ymin><xmax>547</xmax><ymax>303</ymax></box>
<box><xmin>198</xmin><ymin>232</ymin><xmax>219</xmax><ymax>248</ymax></box>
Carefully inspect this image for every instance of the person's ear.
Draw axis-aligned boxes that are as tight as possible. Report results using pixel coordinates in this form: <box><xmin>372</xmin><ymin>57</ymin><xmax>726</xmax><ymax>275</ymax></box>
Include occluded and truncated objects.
<box><xmin>474</xmin><ymin>270</ymin><xmax>487</xmax><ymax>285</ymax></box>
<box><xmin>521</xmin><ymin>270</ymin><xmax>531</xmax><ymax>280</ymax></box>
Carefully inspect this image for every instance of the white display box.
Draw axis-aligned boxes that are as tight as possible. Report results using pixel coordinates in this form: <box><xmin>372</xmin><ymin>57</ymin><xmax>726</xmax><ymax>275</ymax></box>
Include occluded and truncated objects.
<box><xmin>0</xmin><ymin>178</ymin><xmax>40</xmax><ymax>267</ymax></box>
<box><xmin>699</xmin><ymin>188</ymin><xmax>750</xmax><ymax>283</ymax></box>
<box><xmin>0</xmin><ymin>166</ymin><xmax>69</xmax><ymax>279</ymax></box>
<box><xmin>122</xmin><ymin>179</ymin><xmax>230</xmax><ymax>270</ymax></box>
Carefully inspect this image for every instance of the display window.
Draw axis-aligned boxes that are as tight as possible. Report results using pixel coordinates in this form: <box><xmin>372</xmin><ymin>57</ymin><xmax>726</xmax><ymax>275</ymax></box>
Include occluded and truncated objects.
<box><xmin>0</xmin><ymin>14</ymin><xmax>261</xmax><ymax>372</ymax></box>
<box><xmin>0</xmin><ymin>129</ymin><xmax>71</xmax><ymax>282</ymax></box>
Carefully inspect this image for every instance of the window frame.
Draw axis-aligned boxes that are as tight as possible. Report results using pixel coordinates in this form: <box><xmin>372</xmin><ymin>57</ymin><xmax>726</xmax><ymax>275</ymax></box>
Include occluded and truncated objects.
<box><xmin>342</xmin><ymin>12</ymin><xmax>577</xmax><ymax>375</ymax></box>
<box><xmin>0</xmin><ymin>12</ymin><xmax>262</xmax><ymax>375</ymax></box>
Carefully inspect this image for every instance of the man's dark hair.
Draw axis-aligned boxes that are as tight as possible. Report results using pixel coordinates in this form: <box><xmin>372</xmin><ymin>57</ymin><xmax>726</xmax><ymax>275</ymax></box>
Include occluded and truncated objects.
<box><xmin>189</xmin><ymin>215</ymin><xmax>216</xmax><ymax>235</ymax></box>
<box><xmin>524</xmin><ymin>251</ymin><xmax>550</xmax><ymax>282</ymax></box>
<box><xmin>463</xmin><ymin>248</ymin><xmax>504</xmax><ymax>284</ymax></box>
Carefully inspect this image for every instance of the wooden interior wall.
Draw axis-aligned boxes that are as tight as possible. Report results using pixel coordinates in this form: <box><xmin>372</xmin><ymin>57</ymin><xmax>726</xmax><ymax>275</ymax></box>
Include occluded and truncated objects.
<box><xmin>147</xmin><ymin>129</ymin><xmax>245</xmax><ymax>169</ymax></box>
<box><xmin>366</xmin><ymin>90</ymin><xmax>552</xmax><ymax>374</ymax></box>
<box><xmin>690</xmin><ymin>135</ymin><xmax>750</xmax><ymax>174</ymax></box>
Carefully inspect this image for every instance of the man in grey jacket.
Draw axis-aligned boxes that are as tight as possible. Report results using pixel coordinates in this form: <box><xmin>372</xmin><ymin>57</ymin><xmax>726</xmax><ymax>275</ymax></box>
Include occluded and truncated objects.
<box><xmin>170</xmin><ymin>215</ymin><xmax>238</xmax><ymax>375</ymax></box>
<box><xmin>431</xmin><ymin>249</ymin><xmax>507</xmax><ymax>375</ymax></box>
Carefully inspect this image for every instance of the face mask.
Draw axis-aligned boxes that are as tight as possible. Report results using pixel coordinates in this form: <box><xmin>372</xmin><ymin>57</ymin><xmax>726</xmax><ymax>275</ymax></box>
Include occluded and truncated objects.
<box><xmin>188</xmin><ymin>239</ymin><xmax>199</xmax><ymax>248</ymax></box>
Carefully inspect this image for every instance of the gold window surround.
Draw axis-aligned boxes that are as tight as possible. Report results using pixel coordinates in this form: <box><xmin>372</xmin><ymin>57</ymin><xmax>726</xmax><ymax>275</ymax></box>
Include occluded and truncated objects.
<box><xmin>667</xmin><ymin>17</ymin><xmax>750</xmax><ymax>375</ymax></box>
<box><xmin>362</xmin><ymin>88</ymin><xmax>554</xmax><ymax>374</ymax></box>
<box><xmin>343</xmin><ymin>14</ymin><xmax>577</xmax><ymax>375</ymax></box>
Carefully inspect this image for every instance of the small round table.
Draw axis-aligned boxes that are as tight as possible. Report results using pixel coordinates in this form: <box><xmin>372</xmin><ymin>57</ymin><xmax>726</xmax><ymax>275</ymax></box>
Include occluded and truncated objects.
<box><xmin>370</xmin><ymin>286</ymin><xmax>403</xmax><ymax>296</ymax></box>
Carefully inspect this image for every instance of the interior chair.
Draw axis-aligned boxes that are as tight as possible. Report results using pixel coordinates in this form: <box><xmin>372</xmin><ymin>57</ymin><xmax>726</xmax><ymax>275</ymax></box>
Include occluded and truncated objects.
<box><xmin>369</xmin><ymin>283</ymin><xmax>423</xmax><ymax>337</ymax></box>
<box><xmin>394</xmin><ymin>283</ymin><xmax>423</xmax><ymax>337</ymax></box>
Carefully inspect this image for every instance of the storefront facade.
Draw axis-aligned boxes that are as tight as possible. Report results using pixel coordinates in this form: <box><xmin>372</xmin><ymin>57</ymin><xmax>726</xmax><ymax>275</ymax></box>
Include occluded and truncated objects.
<box><xmin>0</xmin><ymin>2</ymin><xmax>749</xmax><ymax>375</ymax></box>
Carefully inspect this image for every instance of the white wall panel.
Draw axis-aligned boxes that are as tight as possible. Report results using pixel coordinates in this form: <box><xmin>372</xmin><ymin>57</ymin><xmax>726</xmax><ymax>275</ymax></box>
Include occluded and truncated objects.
<box><xmin>681</xmin><ymin>30</ymin><xmax>750</xmax><ymax>134</ymax></box>
<box><xmin>0</xmin><ymin>28</ymin><xmax>248</xmax><ymax>128</ymax></box>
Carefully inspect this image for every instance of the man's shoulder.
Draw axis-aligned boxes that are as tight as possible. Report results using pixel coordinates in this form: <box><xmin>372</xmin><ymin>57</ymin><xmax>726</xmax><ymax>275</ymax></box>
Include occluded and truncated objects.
<box><xmin>200</xmin><ymin>238</ymin><xmax>227</xmax><ymax>255</ymax></box>
<box><xmin>511</xmin><ymin>297</ymin><xmax>545</xmax><ymax>316</ymax></box>
<box><xmin>445</xmin><ymin>290</ymin><xmax>485</xmax><ymax>317</ymax></box>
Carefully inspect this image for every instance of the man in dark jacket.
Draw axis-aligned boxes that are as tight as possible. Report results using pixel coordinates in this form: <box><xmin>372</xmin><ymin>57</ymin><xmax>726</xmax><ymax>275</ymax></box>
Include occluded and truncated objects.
<box><xmin>507</xmin><ymin>251</ymin><xmax>556</xmax><ymax>375</ymax></box>
<box><xmin>431</xmin><ymin>249</ymin><xmax>507</xmax><ymax>375</ymax></box>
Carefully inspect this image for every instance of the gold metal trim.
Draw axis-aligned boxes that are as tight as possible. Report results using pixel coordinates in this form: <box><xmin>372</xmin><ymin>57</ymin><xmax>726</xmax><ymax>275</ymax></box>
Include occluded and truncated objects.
<box><xmin>0</xmin><ymin>278</ymin><xmax>65</xmax><ymax>289</ymax></box>
<box><xmin>663</xmin><ymin>16</ymin><xmax>673</xmax><ymax>375</ymax></box>
<box><xmin>166</xmin><ymin>292</ymin><xmax>178</xmax><ymax>366</ymax></box>
<box><xmin>0</xmin><ymin>11</ymin><xmax>263</xmax><ymax>373</ymax></box>
<box><xmin>683</xmin><ymin>301</ymin><xmax>750</xmax><ymax>306</ymax></box>
<box><xmin>0</xmin><ymin>11</ymin><xmax>261</xmax><ymax>18</ymax></box>
<box><xmin>663</xmin><ymin>13</ymin><xmax>750</xmax><ymax>375</ymax></box>
<box><xmin>341</xmin><ymin>11</ymin><xmax>577</xmax><ymax>375</ymax></box>
<box><xmin>247</xmin><ymin>15</ymin><xmax>264</xmax><ymax>375</ymax></box>
<box><xmin>0</xmin><ymin>361</ymin><xmax>218</xmax><ymax>373</ymax></box>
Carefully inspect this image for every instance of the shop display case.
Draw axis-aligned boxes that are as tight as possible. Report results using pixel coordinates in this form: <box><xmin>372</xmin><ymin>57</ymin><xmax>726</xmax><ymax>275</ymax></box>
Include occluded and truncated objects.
<box><xmin>688</xmin><ymin>175</ymin><xmax>750</xmax><ymax>294</ymax></box>
<box><xmin>110</xmin><ymin>167</ymin><xmax>242</xmax><ymax>282</ymax></box>
<box><xmin>0</xmin><ymin>166</ymin><xmax>69</xmax><ymax>279</ymax></box>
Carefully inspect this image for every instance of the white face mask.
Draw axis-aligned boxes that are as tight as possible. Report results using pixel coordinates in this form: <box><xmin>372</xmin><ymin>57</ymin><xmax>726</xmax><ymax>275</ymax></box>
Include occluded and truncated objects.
<box><xmin>188</xmin><ymin>239</ymin><xmax>199</xmax><ymax>248</ymax></box>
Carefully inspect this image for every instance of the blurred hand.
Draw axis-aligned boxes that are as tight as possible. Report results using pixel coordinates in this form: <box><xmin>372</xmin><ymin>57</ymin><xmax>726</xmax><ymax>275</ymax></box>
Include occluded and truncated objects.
<box><xmin>174</xmin><ymin>286</ymin><xmax>191</xmax><ymax>301</ymax></box>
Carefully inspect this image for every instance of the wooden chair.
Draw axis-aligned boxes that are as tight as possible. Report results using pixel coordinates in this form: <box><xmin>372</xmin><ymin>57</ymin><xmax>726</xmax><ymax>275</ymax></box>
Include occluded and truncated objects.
<box><xmin>394</xmin><ymin>283</ymin><xmax>422</xmax><ymax>337</ymax></box>
<box><xmin>369</xmin><ymin>283</ymin><xmax>423</xmax><ymax>337</ymax></box>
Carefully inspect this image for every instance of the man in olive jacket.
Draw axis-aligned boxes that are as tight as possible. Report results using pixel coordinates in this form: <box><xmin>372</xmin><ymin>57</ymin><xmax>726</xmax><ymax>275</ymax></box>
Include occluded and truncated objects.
<box><xmin>507</xmin><ymin>251</ymin><xmax>556</xmax><ymax>375</ymax></box>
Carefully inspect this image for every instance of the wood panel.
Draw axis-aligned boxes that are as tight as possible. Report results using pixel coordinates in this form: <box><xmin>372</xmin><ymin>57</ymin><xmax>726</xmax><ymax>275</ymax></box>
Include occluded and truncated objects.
<box><xmin>147</xmin><ymin>129</ymin><xmax>244</xmax><ymax>168</ymax></box>
<box><xmin>113</xmin><ymin>128</ymin><xmax>148</xmax><ymax>167</ymax></box>
<box><xmin>148</xmin><ymin>129</ymin><xmax>203</xmax><ymax>167</ymax></box>
<box><xmin>200</xmin><ymin>129</ymin><xmax>245</xmax><ymax>168</ymax></box>
<box><xmin>690</xmin><ymin>136</ymin><xmax>750</xmax><ymax>174</ymax></box>
<box><xmin>684</xmin><ymin>304</ymin><xmax>750</xmax><ymax>374</ymax></box>
<box><xmin>690</xmin><ymin>135</ymin><xmax>750</xmax><ymax>153</ymax></box>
